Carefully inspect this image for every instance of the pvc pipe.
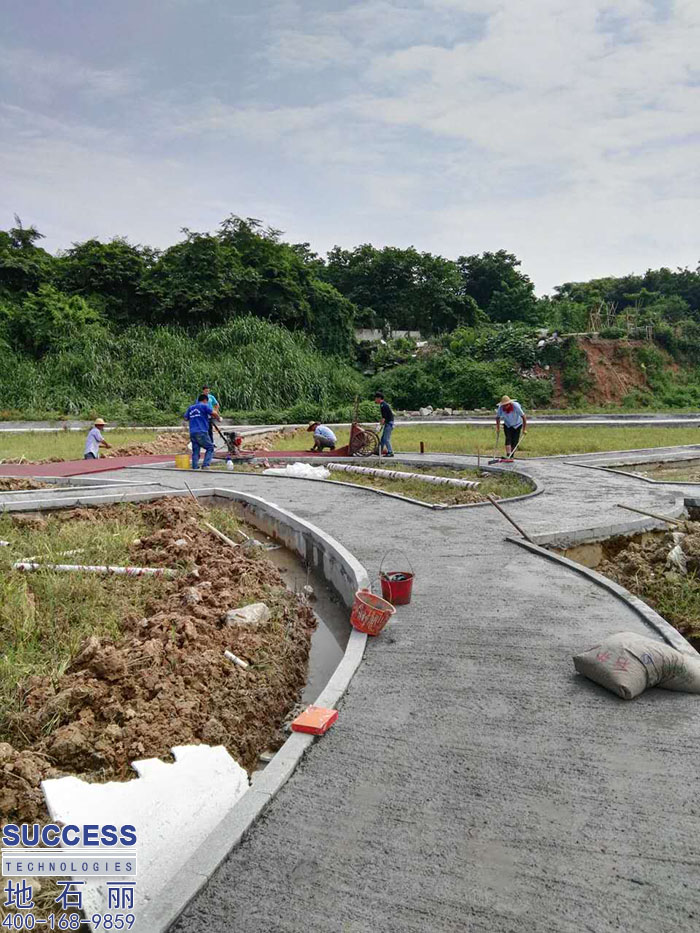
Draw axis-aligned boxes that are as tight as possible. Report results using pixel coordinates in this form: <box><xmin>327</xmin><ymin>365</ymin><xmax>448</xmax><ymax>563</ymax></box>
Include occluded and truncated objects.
<box><xmin>203</xmin><ymin>521</ymin><xmax>239</xmax><ymax>549</ymax></box>
<box><xmin>224</xmin><ymin>650</ymin><xmax>249</xmax><ymax>670</ymax></box>
<box><xmin>12</xmin><ymin>561</ymin><xmax>176</xmax><ymax>577</ymax></box>
<box><xmin>328</xmin><ymin>463</ymin><xmax>480</xmax><ymax>489</ymax></box>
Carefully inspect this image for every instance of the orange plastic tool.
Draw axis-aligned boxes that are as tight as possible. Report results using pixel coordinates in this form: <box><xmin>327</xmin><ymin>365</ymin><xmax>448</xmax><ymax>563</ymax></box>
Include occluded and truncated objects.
<box><xmin>291</xmin><ymin>706</ymin><xmax>338</xmax><ymax>735</ymax></box>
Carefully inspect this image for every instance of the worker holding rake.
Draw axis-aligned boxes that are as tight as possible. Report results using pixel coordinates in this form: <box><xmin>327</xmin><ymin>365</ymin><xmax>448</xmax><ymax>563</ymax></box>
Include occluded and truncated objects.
<box><xmin>495</xmin><ymin>395</ymin><xmax>527</xmax><ymax>461</ymax></box>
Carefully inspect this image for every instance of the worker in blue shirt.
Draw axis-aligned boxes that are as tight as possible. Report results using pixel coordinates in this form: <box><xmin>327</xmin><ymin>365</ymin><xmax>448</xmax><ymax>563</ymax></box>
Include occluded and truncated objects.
<box><xmin>184</xmin><ymin>394</ymin><xmax>221</xmax><ymax>469</ymax></box>
<box><xmin>201</xmin><ymin>385</ymin><xmax>219</xmax><ymax>442</ymax></box>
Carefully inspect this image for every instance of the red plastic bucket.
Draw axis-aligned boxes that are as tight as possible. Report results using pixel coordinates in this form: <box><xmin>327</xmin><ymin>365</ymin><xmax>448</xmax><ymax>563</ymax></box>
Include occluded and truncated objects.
<box><xmin>379</xmin><ymin>550</ymin><xmax>415</xmax><ymax>606</ymax></box>
<box><xmin>350</xmin><ymin>589</ymin><xmax>396</xmax><ymax>636</ymax></box>
<box><xmin>380</xmin><ymin>571</ymin><xmax>414</xmax><ymax>605</ymax></box>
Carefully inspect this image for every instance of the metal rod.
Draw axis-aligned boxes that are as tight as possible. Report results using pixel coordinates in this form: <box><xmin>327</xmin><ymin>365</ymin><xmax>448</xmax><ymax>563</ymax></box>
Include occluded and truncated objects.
<box><xmin>486</xmin><ymin>494</ymin><xmax>534</xmax><ymax>542</ymax></box>
<box><xmin>616</xmin><ymin>504</ymin><xmax>684</xmax><ymax>526</ymax></box>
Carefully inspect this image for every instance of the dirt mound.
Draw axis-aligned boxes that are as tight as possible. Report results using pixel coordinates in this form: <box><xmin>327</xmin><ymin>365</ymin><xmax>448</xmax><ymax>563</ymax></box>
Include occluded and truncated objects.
<box><xmin>106</xmin><ymin>431</ymin><xmax>190</xmax><ymax>457</ymax></box>
<box><xmin>0</xmin><ymin>478</ymin><xmax>50</xmax><ymax>491</ymax></box>
<box><xmin>597</xmin><ymin>521</ymin><xmax>700</xmax><ymax>649</ymax></box>
<box><xmin>2</xmin><ymin>497</ymin><xmax>317</xmax><ymax>823</ymax></box>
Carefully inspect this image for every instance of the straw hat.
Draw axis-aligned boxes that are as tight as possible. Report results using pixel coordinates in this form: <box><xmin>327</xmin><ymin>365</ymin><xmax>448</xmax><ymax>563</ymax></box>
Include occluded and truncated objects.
<box><xmin>499</xmin><ymin>396</ymin><xmax>512</xmax><ymax>405</ymax></box>
<box><xmin>307</xmin><ymin>421</ymin><xmax>319</xmax><ymax>431</ymax></box>
<box><xmin>94</xmin><ymin>418</ymin><xmax>106</xmax><ymax>426</ymax></box>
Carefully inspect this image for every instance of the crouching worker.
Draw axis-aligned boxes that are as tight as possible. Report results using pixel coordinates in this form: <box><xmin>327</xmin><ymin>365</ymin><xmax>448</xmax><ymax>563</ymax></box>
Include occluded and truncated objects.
<box><xmin>307</xmin><ymin>421</ymin><xmax>337</xmax><ymax>452</ymax></box>
<box><xmin>84</xmin><ymin>418</ymin><xmax>112</xmax><ymax>459</ymax></box>
<box><xmin>496</xmin><ymin>395</ymin><xmax>527</xmax><ymax>459</ymax></box>
<box><xmin>184</xmin><ymin>394</ymin><xmax>221</xmax><ymax>469</ymax></box>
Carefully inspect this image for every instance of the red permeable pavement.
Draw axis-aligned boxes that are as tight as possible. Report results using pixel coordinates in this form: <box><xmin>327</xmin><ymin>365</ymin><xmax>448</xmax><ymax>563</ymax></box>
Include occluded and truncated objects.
<box><xmin>0</xmin><ymin>455</ymin><xmax>176</xmax><ymax>477</ymax></box>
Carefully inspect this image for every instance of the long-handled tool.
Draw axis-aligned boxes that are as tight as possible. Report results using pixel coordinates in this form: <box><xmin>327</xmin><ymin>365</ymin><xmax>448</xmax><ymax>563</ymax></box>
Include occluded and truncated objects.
<box><xmin>489</xmin><ymin>429</ymin><xmax>523</xmax><ymax>464</ymax></box>
<box><xmin>487</xmin><ymin>427</ymin><xmax>501</xmax><ymax>464</ymax></box>
<box><xmin>499</xmin><ymin>434</ymin><xmax>523</xmax><ymax>464</ymax></box>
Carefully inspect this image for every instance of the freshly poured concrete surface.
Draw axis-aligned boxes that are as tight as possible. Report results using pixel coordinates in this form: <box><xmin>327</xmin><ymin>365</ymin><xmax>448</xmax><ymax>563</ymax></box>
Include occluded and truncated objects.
<box><xmin>88</xmin><ymin>456</ymin><xmax>700</xmax><ymax>933</ymax></box>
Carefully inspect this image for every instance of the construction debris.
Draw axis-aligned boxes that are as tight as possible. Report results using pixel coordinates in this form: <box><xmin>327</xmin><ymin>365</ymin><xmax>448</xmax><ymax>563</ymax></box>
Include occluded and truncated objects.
<box><xmin>223</xmin><ymin>603</ymin><xmax>271</xmax><ymax>627</ymax></box>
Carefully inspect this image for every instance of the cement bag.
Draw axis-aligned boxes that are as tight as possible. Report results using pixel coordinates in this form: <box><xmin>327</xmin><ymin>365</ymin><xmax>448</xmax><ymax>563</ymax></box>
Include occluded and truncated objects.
<box><xmin>573</xmin><ymin>631</ymin><xmax>700</xmax><ymax>699</ymax></box>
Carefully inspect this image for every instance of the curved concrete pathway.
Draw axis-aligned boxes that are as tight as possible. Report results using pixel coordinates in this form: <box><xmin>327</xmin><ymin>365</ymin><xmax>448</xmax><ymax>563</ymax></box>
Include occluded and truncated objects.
<box><xmin>94</xmin><ymin>453</ymin><xmax>700</xmax><ymax>933</ymax></box>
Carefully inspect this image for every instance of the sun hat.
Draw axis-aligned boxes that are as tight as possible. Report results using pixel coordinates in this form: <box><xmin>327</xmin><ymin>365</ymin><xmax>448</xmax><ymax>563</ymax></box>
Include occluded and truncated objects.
<box><xmin>94</xmin><ymin>418</ymin><xmax>106</xmax><ymax>426</ymax></box>
<box><xmin>499</xmin><ymin>396</ymin><xmax>512</xmax><ymax>405</ymax></box>
<box><xmin>307</xmin><ymin>421</ymin><xmax>319</xmax><ymax>431</ymax></box>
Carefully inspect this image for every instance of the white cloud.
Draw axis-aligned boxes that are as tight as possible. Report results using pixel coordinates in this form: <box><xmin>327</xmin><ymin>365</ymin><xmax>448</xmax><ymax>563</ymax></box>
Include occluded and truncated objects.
<box><xmin>0</xmin><ymin>46</ymin><xmax>139</xmax><ymax>102</ymax></box>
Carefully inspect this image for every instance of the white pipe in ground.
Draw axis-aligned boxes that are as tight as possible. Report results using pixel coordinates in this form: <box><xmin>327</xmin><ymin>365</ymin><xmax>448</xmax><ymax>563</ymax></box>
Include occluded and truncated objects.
<box><xmin>12</xmin><ymin>562</ymin><xmax>176</xmax><ymax>577</ymax></box>
<box><xmin>328</xmin><ymin>463</ymin><xmax>480</xmax><ymax>489</ymax></box>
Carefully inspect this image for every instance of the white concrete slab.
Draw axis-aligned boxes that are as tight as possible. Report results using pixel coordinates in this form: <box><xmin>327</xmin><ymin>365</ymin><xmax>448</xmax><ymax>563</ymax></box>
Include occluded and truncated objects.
<box><xmin>42</xmin><ymin>745</ymin><xmax>248</xmax><ymax>932</ymax></box>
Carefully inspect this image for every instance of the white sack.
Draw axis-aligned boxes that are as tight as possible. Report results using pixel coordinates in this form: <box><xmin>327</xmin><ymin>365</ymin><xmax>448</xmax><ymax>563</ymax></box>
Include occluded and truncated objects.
<box><xmin>263</xmin><ymin>462</ymin><xmax>331</xmax><ymax>480</ymax></box>
<box><xmin>573</xmin><ymin>631</ymin><xmax>700</xmax><ymax>700</ymax></box>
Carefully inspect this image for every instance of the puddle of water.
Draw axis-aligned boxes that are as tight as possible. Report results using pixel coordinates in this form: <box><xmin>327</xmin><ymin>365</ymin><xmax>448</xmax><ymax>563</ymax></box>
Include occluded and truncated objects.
<box><xmin>203</xmin><ymin>499</ymin><xmax>351</xmax><ymax>705</ymax></box>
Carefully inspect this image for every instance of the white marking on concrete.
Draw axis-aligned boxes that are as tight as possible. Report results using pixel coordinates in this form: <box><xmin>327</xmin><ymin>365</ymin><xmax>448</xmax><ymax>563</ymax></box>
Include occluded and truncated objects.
<box><xmin>42</xmin><ymin>745</ymin><xmax>249</xmax><ymax>932</ymax></box>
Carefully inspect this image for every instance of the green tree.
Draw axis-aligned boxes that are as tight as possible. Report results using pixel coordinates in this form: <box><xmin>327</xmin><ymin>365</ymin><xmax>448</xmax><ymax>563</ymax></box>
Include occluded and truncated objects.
<box><xmin>457</xmin><ymin>250</ymin><xmax>538</xmax><ymax>323</ymax></box>
<box><xmin>325</xmin><ymin>244</ymin><xmax>477</xmax><ymax>333</ymax></box>
<box><xmin>0</xmin><ymin>217</ymin><xmax>54</xmax><ymax>298</ymax></box>
<box><xmin>56</xmin><ymin>238</ymin><xmax>156</xmax><ymax>323</ymax></box>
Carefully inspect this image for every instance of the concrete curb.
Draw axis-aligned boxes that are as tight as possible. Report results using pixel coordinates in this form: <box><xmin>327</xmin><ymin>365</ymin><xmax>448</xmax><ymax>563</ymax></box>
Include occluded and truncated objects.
<box><xmin>135</xmin><ymin>459</ymin><xmax>543</xmax><ymax>511</ymax></box>
<box><xmin>143</xmin><ymin>487</ymin><xmax>369</xmax><ymax>933</ymax></box>
<box><xmin>507</xmin><ymin>535</ymin><xmax>698</xmax><ymax>657</ymax></box>
<box><xmin>522</xmin><ymin>496</ymin><xmax>688</xmax><ymax>549</ymax></box>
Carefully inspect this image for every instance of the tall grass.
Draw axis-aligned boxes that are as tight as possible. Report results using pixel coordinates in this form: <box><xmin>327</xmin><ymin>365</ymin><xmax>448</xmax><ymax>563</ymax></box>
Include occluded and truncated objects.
<box><xmin>0</xmin><ymin>317</ymin><xmax>365</xmax><ymax>422</ymax></box>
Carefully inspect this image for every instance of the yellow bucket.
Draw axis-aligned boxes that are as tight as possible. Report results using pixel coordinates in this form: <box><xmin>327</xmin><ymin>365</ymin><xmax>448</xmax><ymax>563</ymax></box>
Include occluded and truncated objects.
<box><xmin>175</xmin><ymin>454</ymin><xmax>190</xmax><ymax>470</ymax></box>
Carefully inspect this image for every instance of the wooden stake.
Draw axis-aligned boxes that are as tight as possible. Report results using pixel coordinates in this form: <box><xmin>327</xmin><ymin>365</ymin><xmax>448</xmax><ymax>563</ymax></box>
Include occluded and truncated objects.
<box><xmin>420</xmin><ymin>441</ymin><xmax>425</xmax><ymax>454</ymax></box>
<box><xmin>487</xmin><ymin>494</ymin><xmax>534</xmax><ymax>543</ymax></box>
<box><xmin>616</xmin><ymin>504</ymin><xmax>684</xmax><ymax>526</ymax></box>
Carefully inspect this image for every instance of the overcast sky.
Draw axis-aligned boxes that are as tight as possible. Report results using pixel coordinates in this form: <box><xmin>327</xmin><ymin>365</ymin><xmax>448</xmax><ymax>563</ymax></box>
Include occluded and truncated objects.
<box><xmin>1</xmin><ymin>0</ymin><xmax>698</xmax><ymax>292</ymax></box>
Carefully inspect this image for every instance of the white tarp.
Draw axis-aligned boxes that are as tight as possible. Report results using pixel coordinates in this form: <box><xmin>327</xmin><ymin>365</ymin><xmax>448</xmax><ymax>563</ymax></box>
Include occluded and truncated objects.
<box><xmin>263</xmin><ymin>462</ymin><xmax>331</xmax><ymax>480</ymax></box>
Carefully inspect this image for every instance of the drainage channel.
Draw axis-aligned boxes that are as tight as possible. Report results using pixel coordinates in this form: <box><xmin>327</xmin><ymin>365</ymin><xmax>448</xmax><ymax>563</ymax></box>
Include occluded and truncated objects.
<box><xmin>201</xmin><ymin>497</ymin><xmax>351</xmax><ymax>706</ymax></box>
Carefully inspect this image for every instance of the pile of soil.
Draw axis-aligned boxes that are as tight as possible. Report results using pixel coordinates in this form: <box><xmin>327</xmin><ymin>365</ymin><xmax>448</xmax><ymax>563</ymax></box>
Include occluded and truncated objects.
<box><xmin>106</xmin><ymin>431</ymin><xmax>190</xmax><ymax>457</ymax></box>
<box><xmin>0</xmin><ymin>478</ymin><xmax>50</xmax><ymax>491</ymax></box>
<box><xmin>597</xmin><ymin>521</ymin><xmax>700</xmax><ymax>649</ymax></box>
<box><xmin>1</xmin><ymin>498</ymin><xmax>316</xmax><ymax>822</ymax></box>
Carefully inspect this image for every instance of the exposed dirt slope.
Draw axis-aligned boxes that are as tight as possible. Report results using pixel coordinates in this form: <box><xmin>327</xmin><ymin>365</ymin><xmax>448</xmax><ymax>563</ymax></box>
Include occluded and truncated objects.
<box><xmin>1</xmin><ymin>498</ymin><xmax>316</xmax><ymax>823</ymax></box>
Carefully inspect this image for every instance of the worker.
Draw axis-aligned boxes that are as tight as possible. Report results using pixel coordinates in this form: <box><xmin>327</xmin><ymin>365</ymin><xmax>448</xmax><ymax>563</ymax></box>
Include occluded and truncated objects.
<box><xmin>184</xmin><ymin>394</ymin><xmax>221</xmax><ymax>469</ymax></box>
<box><xmin>495</xmin><ymin>395</ymin><xmax>527</xmax><ymax>458</ymax></box>
<box><xmin>201</xmin><ymin>385</ymin><xmax>219</xmax><ymax>442</ymax></box>
<box><xmin>83</xmin><ymin>418</ymin><xmax>112</xmax><ymax>460</ymax></box>
<box><xmin>307</xmin><ymin>421</ymin><xmax>337</xmax><ymax>451</ymax></box>
<box><xmin>374</xmin><ymin>392</ymin><xmax>395</xmax><ymax>457</ymax></box>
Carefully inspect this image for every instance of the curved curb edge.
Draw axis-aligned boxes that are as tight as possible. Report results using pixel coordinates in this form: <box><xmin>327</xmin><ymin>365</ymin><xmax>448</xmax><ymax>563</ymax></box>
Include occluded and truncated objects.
<box><xmin>507</xmin><ymin>535</ymin><xmax>698</xmax><ymax>658</ymax></box>
<box><xmin>148</xmin><ymin>486</ymin><xmax>369</xmax><ymax>933</ymax></box>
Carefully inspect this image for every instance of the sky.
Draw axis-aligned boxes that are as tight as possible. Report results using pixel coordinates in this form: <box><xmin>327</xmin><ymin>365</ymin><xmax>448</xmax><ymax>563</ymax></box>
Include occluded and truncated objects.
<box><xmin>1</xmin><ymin>0</ymin><xmax>698</xmax><ymax>293</ymax></box>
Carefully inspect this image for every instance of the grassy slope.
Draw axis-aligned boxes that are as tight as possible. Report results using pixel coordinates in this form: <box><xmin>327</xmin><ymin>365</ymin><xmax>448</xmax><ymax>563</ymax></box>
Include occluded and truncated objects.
<box><xmin>268</xmin><ymin>424</ymin><xmax>699</xmax><ymax>458</ymax></box>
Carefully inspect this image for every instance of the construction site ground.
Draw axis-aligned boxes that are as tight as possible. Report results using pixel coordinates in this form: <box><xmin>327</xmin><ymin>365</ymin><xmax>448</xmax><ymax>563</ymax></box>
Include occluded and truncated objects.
<box><xmin>54</xmin><ymin>445</ymin><xmax>700</xmax><ymax>933</ymax></box>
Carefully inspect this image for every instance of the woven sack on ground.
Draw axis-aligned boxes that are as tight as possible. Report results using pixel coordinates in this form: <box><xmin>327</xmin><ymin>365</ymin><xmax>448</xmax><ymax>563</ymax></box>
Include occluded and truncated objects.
<box><xmin>573</xmin><ymin>631</ymin><xmax>700</xmax><ymax>700</ymax></box>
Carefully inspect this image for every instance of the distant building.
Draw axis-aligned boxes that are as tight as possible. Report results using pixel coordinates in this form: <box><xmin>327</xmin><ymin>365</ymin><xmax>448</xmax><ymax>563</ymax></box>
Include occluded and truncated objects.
<box><xmin>355</xmin><ymin>328</ymin><xmax>422</xmax><ymax>342</ymax></box>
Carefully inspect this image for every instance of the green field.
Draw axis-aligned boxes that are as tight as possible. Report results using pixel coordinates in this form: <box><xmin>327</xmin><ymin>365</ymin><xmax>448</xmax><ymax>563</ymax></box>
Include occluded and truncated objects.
<box><xmin>0</xmin><ymin>429</ymin><xmax>161</xmax><ymax>462</ymax></box>
<box><xmin>270</xmin><ymin>423</ymin><xmax>700</xmax><ymax>458</ymax></box>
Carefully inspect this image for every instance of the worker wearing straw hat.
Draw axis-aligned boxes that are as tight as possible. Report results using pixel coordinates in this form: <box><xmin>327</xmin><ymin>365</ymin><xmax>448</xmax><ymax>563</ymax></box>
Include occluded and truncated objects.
<box><xmin>495</xmin><ymin>396</ymin><xmax>527</xmax><ymax>459</ymax></box>
<box><xmin>83</xmin><ymin>418</ymin><xmax>113</xmax><ymax>460</ymax></box>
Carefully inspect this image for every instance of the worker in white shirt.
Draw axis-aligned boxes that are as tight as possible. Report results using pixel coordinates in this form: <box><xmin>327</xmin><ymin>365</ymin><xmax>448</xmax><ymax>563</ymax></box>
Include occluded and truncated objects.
<box><xmin>307</xmin><ymin>421</ymin><xmax>337</xmax><ymax>451</ymax></box>
<box><xmin>83</xmin><ymin>418</ymin><xmax>113</xmax><ymax>459</ymax></box>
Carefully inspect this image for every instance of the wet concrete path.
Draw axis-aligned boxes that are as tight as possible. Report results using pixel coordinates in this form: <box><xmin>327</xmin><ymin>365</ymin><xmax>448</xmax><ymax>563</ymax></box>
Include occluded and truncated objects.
<box><xmin>94</xmin><ymin>453</ymin><xmax>700</xmax><ymax>933</ymax></box>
